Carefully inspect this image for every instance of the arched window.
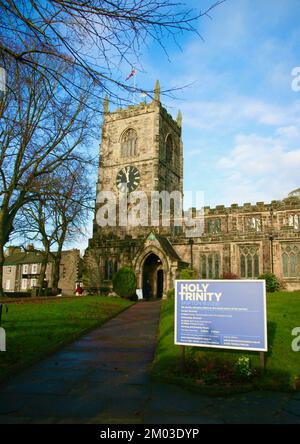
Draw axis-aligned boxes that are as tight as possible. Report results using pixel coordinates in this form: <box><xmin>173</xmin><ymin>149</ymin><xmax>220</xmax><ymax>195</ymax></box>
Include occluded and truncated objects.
<box><xmin>104</xmin><ymin>259</ymin><xmax>118</xmax><ymax>281</ymax></box>
<box><xmin>165</xmin><ymin>134</ymin><xmax>174</xmax><ymax>163</ymax></box>
<box><xmin>281</xmin><ymin>244</ymin><xmax>300</xmax><ymax>278</ymax></box>
<box><xmin>239</xmin><ymin>245</ymin><xmax>260</xmax><ymax>278</ymax></box>
<box><xmin>121</xmin><ymin>128</ymin><xmax>137</xmax><ymax>157</ymax></box>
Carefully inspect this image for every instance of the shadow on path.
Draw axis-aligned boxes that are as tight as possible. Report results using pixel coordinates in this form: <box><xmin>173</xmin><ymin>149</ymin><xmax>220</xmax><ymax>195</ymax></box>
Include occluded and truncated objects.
<box><xmin>0</xmin><ymin>300</ymin><xmax>299</xmax><ymax>424</ymax></box>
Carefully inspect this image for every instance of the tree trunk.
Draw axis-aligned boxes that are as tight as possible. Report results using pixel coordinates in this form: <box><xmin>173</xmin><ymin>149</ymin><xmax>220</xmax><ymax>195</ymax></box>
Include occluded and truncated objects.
<box><xmin>0</xmin><ymin>243</ymin><xmax>5</xmax><ymax>298</ymax></box>
<box><xmin>0</xmin><ymin>203</ymin><xmax>23</xmax><ymax>297</ymax></box>
<box><xmin>38</xmin><ymin>254</ymin><xmax>48</xmax><ymax>296</ymax></box>
<box><xmin>0</xmin><ymin>210</ymin><xmax>9</xmax><ymax>298</ymax></box>
<box><xmin>52</xmin><ymin>252</ymin><xmax>61</xmax><ymax>295</ymax></box>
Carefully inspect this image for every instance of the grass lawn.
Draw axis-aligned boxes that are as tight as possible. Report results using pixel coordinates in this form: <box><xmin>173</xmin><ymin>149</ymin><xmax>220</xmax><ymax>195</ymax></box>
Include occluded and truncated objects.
<box><xmin>0</xmin><ymin>296</ymin><xmax>133</xmax><ymax>383</ymax></box>
<box><xmin>152</xmin><ymin>291</ymin><xmax>300</xmax><ymax>394</ymax></box>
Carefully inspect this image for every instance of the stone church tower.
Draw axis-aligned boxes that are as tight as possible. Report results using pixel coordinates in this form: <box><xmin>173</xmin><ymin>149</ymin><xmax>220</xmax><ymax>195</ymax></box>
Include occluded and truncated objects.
<box><xmin>84</xmin><ymin>82</ymin><xmax>188</xmax><ymax>297</ymax></box>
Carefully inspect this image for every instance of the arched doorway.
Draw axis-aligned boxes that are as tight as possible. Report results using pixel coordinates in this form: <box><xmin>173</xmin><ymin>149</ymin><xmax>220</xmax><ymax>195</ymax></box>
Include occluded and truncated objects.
<box><xmin>142</xmin><ymin>253</ymin><xmax>164</xmax><ymax>299</ymax></box>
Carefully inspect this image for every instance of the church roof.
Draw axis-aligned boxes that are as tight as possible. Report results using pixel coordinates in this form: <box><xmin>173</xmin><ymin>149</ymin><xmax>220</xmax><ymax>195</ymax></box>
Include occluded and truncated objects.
<box><xmin>4</xmin><ymin>251</ymin><xmax>51</xmax><ymax>266</ymax></box>
<box><xmin>155</xmin><ymin>234</ymin><xmax>185</xmax><ymax>264</ymax></box>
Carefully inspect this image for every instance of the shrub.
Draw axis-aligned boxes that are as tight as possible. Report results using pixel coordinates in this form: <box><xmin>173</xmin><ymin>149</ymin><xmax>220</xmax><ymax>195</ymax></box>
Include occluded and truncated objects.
<box><xmin>167</xmin><ymin>289</ymin><xmax>175</xmax><ymax>300</ymax></box>
<box><xmin>258</xmin><ymin>273</ymin><xmax>281</xmax><ymax>293</ymax></box>
<box><xmin>4</xmin><ymin>291</ymin><xmax>31</xmax><ymax>299</ymax></box>
<box><xmin>179</xmin><ymin>268</ymin><xmax>195</xmax><ymax>280</ymax></box>
<box><xmin>222</xmin><ymin>272</ymin><xmax>239</xmax><ymax>280</ymax></box>
<box><xmin>113</xmin><ymin>267</ymin><xmax>137</xmax><ymax>300</ymax></box>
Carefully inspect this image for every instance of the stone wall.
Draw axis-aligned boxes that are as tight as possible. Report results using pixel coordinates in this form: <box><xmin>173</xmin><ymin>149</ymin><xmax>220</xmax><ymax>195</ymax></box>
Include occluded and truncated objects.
<box><xmin>59</xmin><ymin>250</ymin><xmax>81</xmax><ymax>296</ymax></box>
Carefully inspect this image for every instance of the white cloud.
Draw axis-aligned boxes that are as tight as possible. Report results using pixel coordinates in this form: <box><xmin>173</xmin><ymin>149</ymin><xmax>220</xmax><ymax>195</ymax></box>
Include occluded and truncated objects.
<box><xmin>276</xmin><ymin>125</ymin><xmax>300</xmax><ymax>140</ymax></box>
<box><xmin>179</xmin><ymin>96</ymin><xmax>300</xmax><ymax>131</ymax></box>
<box><xmin>217</xmin><ymin>132</ymin><xmax>300</xmax><ymax>204</ymax></box>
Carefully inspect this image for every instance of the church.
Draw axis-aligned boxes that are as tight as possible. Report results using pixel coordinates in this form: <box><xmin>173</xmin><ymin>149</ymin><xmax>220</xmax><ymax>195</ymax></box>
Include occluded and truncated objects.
<box><xmin>84</xmin><ymin>81</ymin><xmax>300</xmax><ymax>297</ymax></box>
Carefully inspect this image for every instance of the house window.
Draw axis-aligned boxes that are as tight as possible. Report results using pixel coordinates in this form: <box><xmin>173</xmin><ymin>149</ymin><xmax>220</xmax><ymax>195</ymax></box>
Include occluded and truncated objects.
<box><xmin>207</xmin><ymin>218</ymin><xmax>221</xmax><ymax>234</ymax></box>
<box><xmin>23</xmin><ymin>264</ymin><xmax>28</xmax><ymax>274</ymax></box>
<box><xmin>239</xmin><ymin>245</ymin><xmax>260</xmax><ymax>278</ymax></box>
<box><xmin>32</xmin><ymin>264</ymin><xmax>38</xmax><ymax>274</ymax></box>
<box><xmin>21</xmin><ymin>279</ymin><xmax>28</xmax><ymax>290</ymax></box>
<box><xmin>31</xmin><ymin>279</ymin><xmax>37</xmax><ymax>288</ymax></box>
<box><xmin>245</xmin><ymin>216</ymin><xmax>262</xmax><ymax>232</ymax></box>
<box><xmin>5</xmin><ymin>280</ymin><xmax>10</xmax><ymax>291</ymax></box>
<box><xmin>282</xmin><ymin>244</ymin><xmax>300</xmax><ymax>278</ymax></box>
<box><xmin>288</xmin><ymin>214</ymin><xmax>300</xmax><ymax>230</ymax></box>
<box><xmin>201</xmin><ymin>253</ymin><xmax>221</xmax><ymax>279</ymax></box>
<box><xmin>121</xmin><ymin>128</ymin><xmax>137</xmax><ymax>157</ymax></box>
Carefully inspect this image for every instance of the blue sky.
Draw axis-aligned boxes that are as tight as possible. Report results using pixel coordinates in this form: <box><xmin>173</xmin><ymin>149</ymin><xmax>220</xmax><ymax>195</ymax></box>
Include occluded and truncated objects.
<box><xmin>119</xmin><ymin>0</ymin><xmax>300</xmax><ymax>208</ymax></box>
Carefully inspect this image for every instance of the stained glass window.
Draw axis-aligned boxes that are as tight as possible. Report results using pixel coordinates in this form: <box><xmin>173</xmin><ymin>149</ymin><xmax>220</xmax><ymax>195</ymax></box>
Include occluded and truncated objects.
<box><xmin>201</xmin><ymin>253</ymin><xmax>221</xmax><ymax>279</ymax></box>
<box><xmin>281</xmin><ymin>244</ymin><xmax>300</xmax><ymax>278</ymax></box>
<box><xmin>283</xmin><ymin>253</ymin><xmax>288</xmax><ymax>277</ymax></box>
<box><xmin>201</xmin><ymin>255</ymin><xmax>207</xmax><ymax>279</ymax></box>
<box><xmin>215</xmin><ymin>255</ymin><xmax>220</xmax><ymax>278</ymax></box>
<box><xmin>241</xmin><ymin>255</ymin><xmax>246</xmax><ymax>278</ymax></box>
<box><xmin>290</xmin><ymin>254</ymin><xmax>296</xmax><ymax>277</ymax></box>
<box><xmin>239</xmin><ymin>245</ymin><xmax>260</xmax><ymax>278</ymax></box>
<box><xmin>247</xmin><ymin>255</ymin><xmax>253</xmax><ymax>278</ymax></box>
<box><xmin>254</xmin><ymin>254</ymin><xmax>259</xmax><ymax>277</ymax></box>
<box><xmin>208</xmin><ymin>255</ymin><xmax>213</xmax><ymax>278</ymax></box>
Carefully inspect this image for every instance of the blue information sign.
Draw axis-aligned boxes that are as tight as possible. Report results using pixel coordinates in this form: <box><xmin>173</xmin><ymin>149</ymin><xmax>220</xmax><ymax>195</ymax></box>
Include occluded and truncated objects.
<box><xmin>175</xmin><ymin>280</ymin><xmax>268</xmax><ymax>352</ymax></box>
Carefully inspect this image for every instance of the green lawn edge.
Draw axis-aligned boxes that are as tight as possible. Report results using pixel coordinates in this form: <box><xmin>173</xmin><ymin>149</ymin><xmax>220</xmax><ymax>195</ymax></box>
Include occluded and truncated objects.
<box><xmin>0</xmin><ymin>296</ymin><xmax>134</xmax><ymax>385</ymax></box>
<box><xmin>151</xmin><ymin>292</ymin><xmax>300</xmax><ymax>396</ymax></box>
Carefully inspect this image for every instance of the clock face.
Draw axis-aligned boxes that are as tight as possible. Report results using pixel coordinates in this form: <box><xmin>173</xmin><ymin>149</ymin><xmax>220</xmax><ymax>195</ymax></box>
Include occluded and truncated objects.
<box><xmin>116</xmin><ymin>166</ymin><xmax>140</xmax><ymax>193</ymax></box>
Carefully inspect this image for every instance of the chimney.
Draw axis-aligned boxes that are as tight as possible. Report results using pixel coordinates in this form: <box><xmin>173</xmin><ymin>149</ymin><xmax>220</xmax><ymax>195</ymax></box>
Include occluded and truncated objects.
<box><xmin>5</xmin><ymin>246</ymin><xmax>22</xmax><ymax>256</ymax></box>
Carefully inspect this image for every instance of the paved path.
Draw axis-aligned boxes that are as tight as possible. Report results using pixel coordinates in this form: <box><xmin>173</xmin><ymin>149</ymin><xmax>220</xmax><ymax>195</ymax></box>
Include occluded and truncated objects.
<box><xmin>0</xmin><ymin>301</ymin><xmax>299</xmax><ymax>424</ymax></box>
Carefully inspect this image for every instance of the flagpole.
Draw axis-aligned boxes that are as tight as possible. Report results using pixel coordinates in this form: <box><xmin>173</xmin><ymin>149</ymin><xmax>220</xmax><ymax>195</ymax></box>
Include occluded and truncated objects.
<box><xmin>133</xmin><ymin>68</ymin><xmax>136</xmax><ymax>105</ymax></box>
<box><xmin>126</xmin><ymin>68</ymin><xmax>137</xmax><ymax>105</ymax></box>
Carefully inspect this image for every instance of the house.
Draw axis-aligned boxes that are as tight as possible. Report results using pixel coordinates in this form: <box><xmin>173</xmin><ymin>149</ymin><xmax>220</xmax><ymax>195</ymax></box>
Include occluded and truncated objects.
<box><xmin>3</xmin><ymin>246</ymin><xmax>82</xmax><ymax>296</ymax></box>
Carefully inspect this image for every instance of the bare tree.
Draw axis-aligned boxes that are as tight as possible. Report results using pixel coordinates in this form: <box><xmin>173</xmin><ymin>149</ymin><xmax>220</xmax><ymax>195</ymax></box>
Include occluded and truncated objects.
<box><xmin>0</xmin><ymin>57</ymin><xmax>95</xmax><ymax>296</ymax></box>
<box><xmin>19</xmin><ymin>160</ymin><xmax>93</xmax><ymax>295</ymax></box>
<box><xmin>0</xmin><ymin>0</ymin><xmax>225</xmax><ymax>105</ymax></box>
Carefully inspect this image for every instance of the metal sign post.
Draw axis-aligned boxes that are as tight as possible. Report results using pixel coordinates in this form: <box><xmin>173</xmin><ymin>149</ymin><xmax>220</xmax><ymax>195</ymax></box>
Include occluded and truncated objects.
<box><xmin>260</xmin><ymin>351</ymin><xmax>265</xmax><ymax>371</ymax></box>
<box><xmin>181</xmin><ymin>345</ymin><xmax>186</xmax><ymax>371</ymax></box>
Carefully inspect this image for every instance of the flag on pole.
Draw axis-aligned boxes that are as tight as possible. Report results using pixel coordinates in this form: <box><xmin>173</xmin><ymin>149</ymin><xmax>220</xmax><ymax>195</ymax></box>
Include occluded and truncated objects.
<box><xmin>126</xmin><ymin>68</ymin><xmax>137</xmax><ymax>81</ymax></box>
